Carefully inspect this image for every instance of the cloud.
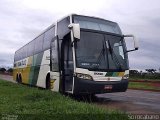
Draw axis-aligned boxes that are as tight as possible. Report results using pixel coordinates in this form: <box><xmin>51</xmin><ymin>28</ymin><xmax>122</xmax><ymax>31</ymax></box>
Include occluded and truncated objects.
<box><xmin>128</xmin><ymin>38</ymin><xmax>160</xmax><ymax>69</ymax></box>
<box><xmin>0</xmin><ymin>0</ymin><xmax>160</xmax><ymax>70</ymax></box>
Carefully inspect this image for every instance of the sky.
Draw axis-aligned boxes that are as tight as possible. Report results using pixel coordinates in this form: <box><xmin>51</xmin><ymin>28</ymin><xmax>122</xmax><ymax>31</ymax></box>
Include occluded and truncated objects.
<box><xmin>0</xmin><ymin>0</ymin><xmax>160</xmax><ymax>70</ymax></box>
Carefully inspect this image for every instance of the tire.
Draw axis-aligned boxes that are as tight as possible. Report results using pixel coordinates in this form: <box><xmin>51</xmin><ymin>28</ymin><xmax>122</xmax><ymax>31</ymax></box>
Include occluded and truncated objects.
<box><xmin>18</xmin><ymin>74</ymin><xmax>22</xmax><ymax>83</ymax></box>
<box><xmin>16</xmin><ymin>74</ymin><xmax>19</xmax><ymax>83</ymax></box>
<box><xmin>59</xmin><ymin>75</ymin><xmax>65</xmax><ymax>94</ymax></box>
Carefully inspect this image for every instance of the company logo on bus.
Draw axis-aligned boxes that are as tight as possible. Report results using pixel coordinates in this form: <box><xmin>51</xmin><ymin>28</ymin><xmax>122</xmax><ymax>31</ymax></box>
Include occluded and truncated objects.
<box><xmin>94</xmin><ymin>72</ymin><xmax>103</xmax><ymax>75</ymax></box>
<box><xmin>16</xmin><ymin>60</ymin><xmax>26</xmax><ymax>67</ymax></box>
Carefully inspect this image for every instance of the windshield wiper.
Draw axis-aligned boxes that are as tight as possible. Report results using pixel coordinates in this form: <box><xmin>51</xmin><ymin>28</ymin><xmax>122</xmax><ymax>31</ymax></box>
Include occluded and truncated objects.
<box><xmin>107</xmin><ymin>40</ymin><xmax>123</xmax><ymax>70</ymax></box>
<box><xmin>94</xmin><ymin>42</ymin><xmax>107</xmax><ymax>69</ymax></box>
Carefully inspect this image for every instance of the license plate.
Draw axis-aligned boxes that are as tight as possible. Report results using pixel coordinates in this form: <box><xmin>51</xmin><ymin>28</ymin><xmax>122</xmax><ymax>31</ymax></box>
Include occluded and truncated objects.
<box><xmin>104</xmin><ymin>85</ymin><xmax>112</xmax><ymax>90</ymax></box>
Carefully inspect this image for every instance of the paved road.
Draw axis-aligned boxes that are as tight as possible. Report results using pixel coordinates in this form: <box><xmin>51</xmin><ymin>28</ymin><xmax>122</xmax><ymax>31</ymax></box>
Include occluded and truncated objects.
<box><xmin>0</xmin><ymin>74</ymin><xmax>15</xmax><ymax>83</ymax></box>
<box><xmin>96</xmin><ymin>90</ymin><xmax>160</xmax><ymax>114</ymax></box>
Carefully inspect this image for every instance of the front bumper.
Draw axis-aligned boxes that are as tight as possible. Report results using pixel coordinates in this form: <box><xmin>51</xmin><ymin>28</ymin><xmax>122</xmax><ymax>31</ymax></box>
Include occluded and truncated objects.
<box><xmin>73</xmin><ymin>77</ymin><xmax>128</xmax><ymax>94</ymax></box>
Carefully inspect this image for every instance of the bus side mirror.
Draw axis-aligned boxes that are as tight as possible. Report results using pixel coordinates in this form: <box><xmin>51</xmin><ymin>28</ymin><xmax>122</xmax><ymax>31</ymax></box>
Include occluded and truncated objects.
<box><xmin>124</xmin><ymin>34</ymin><xmax>139</xmax><ymax>52</ymax></box>
<box><xmin>68</xmin><ymin>23</ymin><xmax>80</xmax><ymax>41</ymax></box>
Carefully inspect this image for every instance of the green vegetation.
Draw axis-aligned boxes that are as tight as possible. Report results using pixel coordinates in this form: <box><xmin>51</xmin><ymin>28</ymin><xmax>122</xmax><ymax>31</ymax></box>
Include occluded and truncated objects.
<box><xmin>129</xmin><ymin>77</ymin><xmax>160</xmax><ymax>81</ymax></box>
<box><xmin>129</xmin><ymin>69</ymin><xmax>160</xmax><ymax>80</ymax></box>
<box><xmin>0</xmin><ymin>67</ymin><xmax>13</xmax><ymax>75</ymax></box>
<box><xmin>0</xmin><ymin>79</ymin><xmax>129</xmax><ymax>120</ymax></box>
<box><xmin>129</xmin><ymin>77</ymin><xmax>160</xmax><ymax>82</ymax></box>
<box><xmin>128</xmin><ymin>82</ymin><xmax>160</xmax><ymax>91</ymax></box>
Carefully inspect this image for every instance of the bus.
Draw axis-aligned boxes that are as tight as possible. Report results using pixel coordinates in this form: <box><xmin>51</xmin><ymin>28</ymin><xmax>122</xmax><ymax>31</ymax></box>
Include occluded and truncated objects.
<box><xmin>13</xmin><ymin>14</ymin><xmax>138</xmax><ymax>95</ymax></box>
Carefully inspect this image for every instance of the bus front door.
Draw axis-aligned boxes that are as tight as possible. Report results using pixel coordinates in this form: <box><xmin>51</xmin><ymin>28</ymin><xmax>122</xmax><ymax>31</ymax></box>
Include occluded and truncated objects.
<box><xmin>61</xmin><ymin>37</ymin><xmax>74</xmax><ymax>93</ymax></box>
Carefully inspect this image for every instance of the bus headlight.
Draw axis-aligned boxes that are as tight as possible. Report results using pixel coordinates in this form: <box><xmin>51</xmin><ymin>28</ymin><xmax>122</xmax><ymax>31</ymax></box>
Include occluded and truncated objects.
<box><xmin>75</xmin><ymin>73</ymin><xmax>93</xmax><ymax>80</ymax></box>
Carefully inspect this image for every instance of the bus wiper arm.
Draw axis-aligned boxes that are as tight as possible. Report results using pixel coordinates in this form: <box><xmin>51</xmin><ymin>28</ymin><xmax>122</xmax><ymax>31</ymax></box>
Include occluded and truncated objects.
<box><xmin>108</xmin><ymin>40</ymin><xmax>123</xmax><ymax>70</ymax></box>
<box><xmin>95</xmin><ymin>42</ymin><xmax>107</xmax><ymax>69</ymax></box>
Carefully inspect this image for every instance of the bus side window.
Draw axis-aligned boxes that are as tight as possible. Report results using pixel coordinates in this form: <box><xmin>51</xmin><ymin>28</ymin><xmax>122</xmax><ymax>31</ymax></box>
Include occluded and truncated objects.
<box><xmin>43</xmin><ymin>26</ymin><xmax>55</xmax><ymax>50</ymax></box>
<box><xmin>63</xmin><ymin>38</ymin><xmax>73</xmax><ymax>69</ymax></box>
<box><xmin>34</xmin><ymin>34</ymin><xmax>44</xmax><ymax>54</ymax></box>
<box><xmin>51</xmin><ymin>39</ymin><xmax>59</xmax><ymax>72</ymax></box>
<box><xmin>27</xmin><ymin>40</ymin><xmax>35</xmax><ymax>57</ymax></box>
<box><xmin>57</xmin><ymin>17</ymin><xmax>70</xmax><ymax>40</ymax></box>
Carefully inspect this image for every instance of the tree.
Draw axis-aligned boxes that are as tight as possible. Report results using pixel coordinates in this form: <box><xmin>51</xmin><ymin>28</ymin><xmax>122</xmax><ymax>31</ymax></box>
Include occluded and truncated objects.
<box><xmin>129</xmin><ymin>70</ymin><xmax>139</xmax><ymax>75</ymax></box>
<box><xmin>0</xmin><ymin>68</ymin><xmax>6</xmax><ymax>73</ymax></box>
<box><xmin>145</xmin><ymin>69</ymin><xmax>156</xmax><ymax>74</ymax></box>
<box><xmin>7</xmin><ymin>68</ymin><xmax>13</xmax><ymax>73</ymax></box>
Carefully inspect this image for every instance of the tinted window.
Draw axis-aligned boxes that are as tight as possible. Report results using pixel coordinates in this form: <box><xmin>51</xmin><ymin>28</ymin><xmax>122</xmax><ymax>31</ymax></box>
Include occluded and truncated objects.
<box><xmin>51</xmin><ymin>39</ymin><xmax>59</xmax><ymax>71</ymax></box>
<box><xmin>34</xmin><ymin>34</ymin><xmax>44</xmax><ymax>54</ymax></box>
<box><xmin>21</xmin><ymin>46</ymin><xmax>27</xmax><ymax>59</ymax></box>
<box><xmin>14</xmin><ymin>52</ymin><xmax>17</xmax><ymax>61</ymax></box>
<box><xmin>15</xmin><ymin>51</ymin><xmax>19</xmax><ymax>61</ymax></box>
<box><xmin>105</xmin><ymin>35</ymin><xmax>128</xmax><ymax>69</ymax></box>
<box><xmin>27</xmin><ymin>40</ymin><xmax>35</xmax><ymax>57</ymax></box>
<box><xmin>43</xmin><ymin>27</ymin><xmax>55</xmax><ymax>50</ymax></box>
<box><xmin>19</xmin><ymin>48</ymin><xmax>23</xmax><ymax>60</ymax></box>
<box><xmin>18</xmin><ymin>49</ymin><xmax>21</xmax><ymax>60</ymax></box>
<box><xmin>17</xmin><ymin>50</ymin><xmax>20</xmax><ymax>61</ymax></box>
<box><xmin>74</xmin><ymin>15</ymin><xmax>122</xmax><ymax>34</ymax></box>
<box><xmin>57</xmin><ymin>17</ymin><xmax>70</xmax><ymax>39</ymax></box>
<box><xmin>76</xmin><ymin>31</ymin><xmax>128</xmax><ymax>71</ymax></box>
<box><xmin>24</xmin><ymin>46</ymin><xmax>27</xmax><ymax>58</ymax></box>
<box><xmin>21</xmin><ymin>47</ymin><xmax>24</xmax><ymax>59</ymax></box>
<box><xmin>21</xmin><ymin>49</ymin><xmax>23</xmax><ymax>59</ymax></box>
<box><xmin>63</xmin><ymin>38</ymin><xmax>73</xmax><ymax>69</ymax></box>
<box><xmin>76</xmin><ymin>31</ymin><xmax>106</xmax><ymax>69</ymax></box>
<box><xmin>15</xmin><ymin>51</ymin><xmax>18</xmax><ymax>61</ymax></box>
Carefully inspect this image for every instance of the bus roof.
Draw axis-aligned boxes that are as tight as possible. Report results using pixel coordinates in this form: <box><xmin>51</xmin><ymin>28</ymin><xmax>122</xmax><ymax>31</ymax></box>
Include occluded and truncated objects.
<box><xmin>15</xmin><ymin>14</ymin><xmax>119</xmax><ymax>54</ymax></box>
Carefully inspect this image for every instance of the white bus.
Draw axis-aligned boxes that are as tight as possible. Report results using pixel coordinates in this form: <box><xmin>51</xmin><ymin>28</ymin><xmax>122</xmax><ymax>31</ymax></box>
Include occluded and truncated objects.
<box><xmin>13</xmin><ymin>14</ymin><xmax>138</xmax><ymax>95</ymax></box>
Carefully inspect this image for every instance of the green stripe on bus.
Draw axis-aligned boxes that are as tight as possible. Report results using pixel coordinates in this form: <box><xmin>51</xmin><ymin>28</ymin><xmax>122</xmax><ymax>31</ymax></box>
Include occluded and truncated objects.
<box><xmin>105</xmin><ymin>72</ymin><xmax>113</xmax><ymax>77</ymax></box>
<box><xmin>28</xmin><ymin>56</ymin><xmax>34</xmax><ymax>85</ymax></box>
<box><xmin>112</xmin><ymin>72</ymin><xmax>119</xmax><ymax>77</ymax></box>
<box><xmin>29</xmin><ymin>52</ymin><xmax>44</xmax><ymax>85</ymax></box>
<box><xmin>105</xmin><ymin>72</ymin><xmax>122</xmax><ymax>77</ymax></box>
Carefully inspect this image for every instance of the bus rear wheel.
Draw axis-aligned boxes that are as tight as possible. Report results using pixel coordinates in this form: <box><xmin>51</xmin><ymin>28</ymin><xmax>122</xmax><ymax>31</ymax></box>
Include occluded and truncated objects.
<box><xmin>16</xmin><ymin>74</ymin><xmax>19</xmax><ymax>83</ymax></box>
<box><xmin>19</xmin><ymin>74</ymin><xmax>22</xmax><ymax>83</ymax></box>
<box><xmin>16</xmin><ymin>74</ymin><xmax>22</xmax><ymax>83</ymax></box>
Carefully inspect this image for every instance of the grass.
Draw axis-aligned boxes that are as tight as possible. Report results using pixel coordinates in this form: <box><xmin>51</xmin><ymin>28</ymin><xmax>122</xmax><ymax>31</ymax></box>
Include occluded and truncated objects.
<box><xmin>129</xmin><ymin>77</ymin><xmax>160</xmax><ymax>81</ymax></box>
<box><xmin>128</xmin><ymin>82</ymin><xmax>160</xmax><ymax>91</ymax></box>
<box><xmin>0</xmin><ymin>79</ymin><xmax>129</xmax><ymax>120</ymax></box>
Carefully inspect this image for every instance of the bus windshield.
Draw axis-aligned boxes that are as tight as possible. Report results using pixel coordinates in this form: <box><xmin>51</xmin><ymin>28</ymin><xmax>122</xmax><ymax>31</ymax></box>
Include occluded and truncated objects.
<box><xmin>76</xmin><ymin>31</ymin><xmax>129</xmax><ymax>71</ymax></box>
<box><xmin>74</xmin><ymin>15</ymin><xmax>122</xmax><ymax>35</ymax></box>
